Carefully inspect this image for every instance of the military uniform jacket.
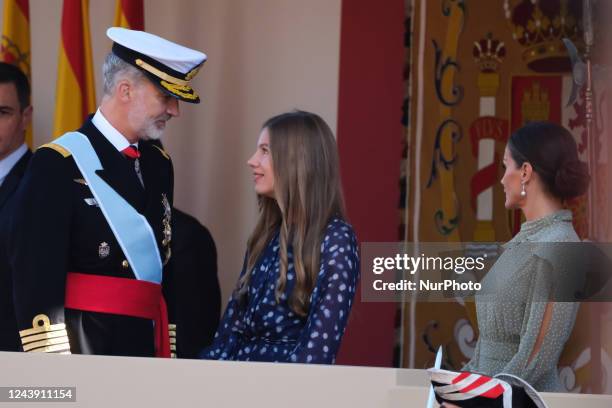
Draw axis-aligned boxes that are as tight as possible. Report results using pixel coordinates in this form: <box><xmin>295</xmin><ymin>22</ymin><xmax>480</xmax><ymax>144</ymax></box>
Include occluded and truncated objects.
<box><xmin>0</xmin><ymin>150</ymin><xmax>32</xmax><ymax>351</ymax></box>
<box><xmin>9</xmin><ymin>118</ymin><xmax>175</xmax><ymax>356</ymax></box>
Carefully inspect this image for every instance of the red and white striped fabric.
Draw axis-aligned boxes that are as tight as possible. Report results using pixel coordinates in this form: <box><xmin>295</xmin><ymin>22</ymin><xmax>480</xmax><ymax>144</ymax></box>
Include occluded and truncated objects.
<box><xmin>428</xmin><ymin>369</ymin><xmax>548</xmax><ymax>408</ymax></box>
<box><xmin>429</xmin><ymin>368</ymin><xmax>512</xmax><ymax>408</ymax></box>
<box><xmin>428</xmin><ymin>368</ymin><xmax>547</xmax><ymax>408</ymax></box>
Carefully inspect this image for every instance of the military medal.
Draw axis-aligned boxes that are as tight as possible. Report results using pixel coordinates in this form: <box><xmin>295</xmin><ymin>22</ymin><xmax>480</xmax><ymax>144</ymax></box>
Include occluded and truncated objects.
<box><xmin>98</xmin><ymin>242</ymin><xmax>110</xmax><ymax>259</ymax></box>
<box><xmin>161</xmin><ymin>194</ymin><xmax>172</xmax><ymax>265</ymax></box>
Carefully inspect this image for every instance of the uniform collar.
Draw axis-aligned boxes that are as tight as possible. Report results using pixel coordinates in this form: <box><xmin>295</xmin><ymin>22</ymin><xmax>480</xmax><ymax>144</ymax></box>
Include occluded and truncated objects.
<box><xmin>0</xmin><ymin>143</ymin><xmax>28</xmax><ymax>185</ymax></box>
<box><xmin>91</xmin><ymin>108</ymin><xmax>138</xmax><ymax>152</ymax></box>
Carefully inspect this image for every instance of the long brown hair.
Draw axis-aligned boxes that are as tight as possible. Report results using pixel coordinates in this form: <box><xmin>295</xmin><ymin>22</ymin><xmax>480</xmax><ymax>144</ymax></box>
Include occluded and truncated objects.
<box><xmin>236</xmin><ymin>110</ymin><xmax>346</xmax><ymax>316</ymax></box>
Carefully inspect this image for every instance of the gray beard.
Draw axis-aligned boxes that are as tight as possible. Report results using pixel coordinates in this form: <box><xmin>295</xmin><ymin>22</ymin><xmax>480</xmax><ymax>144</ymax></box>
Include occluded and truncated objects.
<box><xmin>142</xmin><ymin>126</ymin><xmax>164</xmax><ymax>140</ymax></box>
<box><xmin>136</xmin><ymin>120</ymin><xmax>165</xmax><ymax>141</ymax></box>
<box><xmin>128</xmin><ymin>105</ymin><xmax>166</xmax><ymax>141</ymax></box>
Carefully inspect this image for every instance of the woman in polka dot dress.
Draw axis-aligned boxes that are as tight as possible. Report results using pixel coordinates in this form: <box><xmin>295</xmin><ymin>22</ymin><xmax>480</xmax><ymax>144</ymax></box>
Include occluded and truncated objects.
<box><xmin>200</xmin><ymin>110</ymin><xmax>359</xmax><ymax>364</ymax></box>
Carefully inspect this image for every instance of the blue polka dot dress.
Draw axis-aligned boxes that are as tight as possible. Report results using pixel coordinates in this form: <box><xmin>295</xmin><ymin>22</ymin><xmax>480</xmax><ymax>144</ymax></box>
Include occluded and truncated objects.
<box><xmin>200</xmin><ymin>217</ymin><xmax>359</xmax><ymax>364</ymax></box>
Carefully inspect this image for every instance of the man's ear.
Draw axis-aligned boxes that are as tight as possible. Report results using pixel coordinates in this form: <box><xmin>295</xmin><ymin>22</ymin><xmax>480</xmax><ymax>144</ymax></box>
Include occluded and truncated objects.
<box><xmin>117</xmin><ymin>80</ymin><xmax>132</xmax><ymax>102</ymax></box>
<box><xmin>21</xmin><ymin>105</ymin><xmax>33</xmax><ymax>128</ymax></box>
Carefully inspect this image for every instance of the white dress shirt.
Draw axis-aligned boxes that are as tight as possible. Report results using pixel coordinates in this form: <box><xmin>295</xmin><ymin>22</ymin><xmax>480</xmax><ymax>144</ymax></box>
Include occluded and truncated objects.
<box><xmin>91</xmin><ymin>109</ymin><xmax>138</xmax><ymax>151</ymax></box>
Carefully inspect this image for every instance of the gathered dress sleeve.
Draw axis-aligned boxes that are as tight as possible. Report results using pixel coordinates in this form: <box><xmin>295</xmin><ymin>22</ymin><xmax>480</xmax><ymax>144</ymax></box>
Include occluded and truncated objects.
<box><xmin>286</xmin><ymin>222</ymin><xmax>360</xmax><ymax>364</ymax></box>
<box><xmin>497</xmin><ymin>256</ymin><xmax>578</xmax><ymax>384</ymax></box>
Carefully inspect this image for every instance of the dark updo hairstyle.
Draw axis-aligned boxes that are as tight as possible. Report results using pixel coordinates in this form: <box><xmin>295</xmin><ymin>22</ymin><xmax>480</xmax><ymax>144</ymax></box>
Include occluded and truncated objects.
<box><xmin>508</xmin><ymin>121</ymin><xmax>590</xmax><ymax>200</ymax></box>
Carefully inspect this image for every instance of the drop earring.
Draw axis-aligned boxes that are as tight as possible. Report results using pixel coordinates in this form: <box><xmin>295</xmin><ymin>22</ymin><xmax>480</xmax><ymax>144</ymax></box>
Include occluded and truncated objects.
<box><xmin>520</xmin><ymin>182</ymin><xmax>526</xmax><ymax>197</ymax></box>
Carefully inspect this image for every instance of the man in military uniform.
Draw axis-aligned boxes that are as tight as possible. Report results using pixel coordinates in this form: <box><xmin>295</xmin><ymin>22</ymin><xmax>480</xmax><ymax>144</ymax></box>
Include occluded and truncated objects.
<box><xmin>0</xmin><ymin>63</ymin><xmax>33</xmax><ymax>351</ymax></box>
<box><xmin>9</xmin><ymin>28</ymin><xmax>206</xmax><ymax>357</ymax></box>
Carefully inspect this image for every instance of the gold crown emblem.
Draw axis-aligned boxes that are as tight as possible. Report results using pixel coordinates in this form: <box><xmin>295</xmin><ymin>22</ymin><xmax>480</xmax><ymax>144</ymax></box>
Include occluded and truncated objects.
<box><xmin>521</xmin><ymin>81</ymin><xmax>550</xmax><ymax>123</ymax></box>
<box><xmin>503</xmin><ymin>0</ymin><xmax>583</xmax><ymax>72</ymax></box>
<box><xmin>473</xmin><ymin>33</ymin><xmax>507</xmax><ymax>73</ymax></box>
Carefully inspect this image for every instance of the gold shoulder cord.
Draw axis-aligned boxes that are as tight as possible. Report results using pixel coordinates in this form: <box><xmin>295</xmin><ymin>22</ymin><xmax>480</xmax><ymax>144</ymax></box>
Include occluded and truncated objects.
<box><xmin>38</xmin><ymin>143</ymin><xmax>72</xmax><ymax>158</ymax></box>
<box><xmin>19</xmin><ymin>314</ymin><xmax>71</xmax><ymax>354</ymax></box>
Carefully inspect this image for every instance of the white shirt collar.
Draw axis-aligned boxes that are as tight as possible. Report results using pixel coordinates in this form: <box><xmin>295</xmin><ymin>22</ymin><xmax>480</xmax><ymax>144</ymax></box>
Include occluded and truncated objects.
<box><xmin>0</xmin><ymin>143</ymin><xmax>28</xmax><ymax>186</ymax></box>
<box><xmin>91</xmin><ymin>109</ymin><xmax>138</xmax><ymax>152</ymax></box>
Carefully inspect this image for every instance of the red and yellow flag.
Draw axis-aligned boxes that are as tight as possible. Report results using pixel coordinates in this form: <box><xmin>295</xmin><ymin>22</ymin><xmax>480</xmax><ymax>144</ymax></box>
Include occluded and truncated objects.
<box><xmin>53</xmin><ymin>0</ymin><xmax>96</xmax><ymax>138</ymax></box>
<box><xmin>114</xmin><ymin>0</ymin><xmax>144</xmax><ymax>30</ymax></box>
<box><xmin>1</xmin><ymin>0</ymin><xmax>32</xmax><ymax>146</ymax></box>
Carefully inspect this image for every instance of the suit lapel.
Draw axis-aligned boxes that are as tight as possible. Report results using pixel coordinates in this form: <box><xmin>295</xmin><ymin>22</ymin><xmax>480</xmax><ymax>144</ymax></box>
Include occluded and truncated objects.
<box><xmin>0</xmin><ymin>150</ymin><xmax>32</xmax><ymax>210</ymax></box>
<box><xmin>78</xmin><ymin>120</ymin><xmax>146</xmax><ymax>213</ymax></box>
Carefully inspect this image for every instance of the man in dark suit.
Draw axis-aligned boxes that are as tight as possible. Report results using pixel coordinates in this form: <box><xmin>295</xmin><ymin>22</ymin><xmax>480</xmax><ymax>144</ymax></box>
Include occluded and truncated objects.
<box><xmin>9</xmin><ymin>28</ymin><xmax>207</xmax><ymax>357</ymax></box>
<box><xmin>0</xmin><ymin>63</ymin><xmax>33</xmax><ymax>351</ymax></box>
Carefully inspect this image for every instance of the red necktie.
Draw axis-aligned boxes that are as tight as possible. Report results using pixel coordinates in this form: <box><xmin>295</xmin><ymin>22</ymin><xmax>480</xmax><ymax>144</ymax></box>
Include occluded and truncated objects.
<box><xmin>122</xmin><ymin>145</ymin><xmax>144</xmax><ymax>187</ymax></box>
<box><xmin>122</xmin><ymin>145</ymin><xmax>140</xmax><ymax>159</ymax></box>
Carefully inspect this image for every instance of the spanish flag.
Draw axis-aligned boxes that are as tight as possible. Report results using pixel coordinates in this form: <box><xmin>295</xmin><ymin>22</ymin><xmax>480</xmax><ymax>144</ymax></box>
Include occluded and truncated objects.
<box><xmin>114</xmin><ymin>0</ymin><xmax>144</xmax><ymax>30</ymax></box>
<box><xmin>1</xmin><ymin>0</ymin><xmax>32</xmax><ymax>146</ymax></box>
<box><xmin>53</xmin><ymin>0</ymin><xmax>96</xmax><ymax>138</ymax></box>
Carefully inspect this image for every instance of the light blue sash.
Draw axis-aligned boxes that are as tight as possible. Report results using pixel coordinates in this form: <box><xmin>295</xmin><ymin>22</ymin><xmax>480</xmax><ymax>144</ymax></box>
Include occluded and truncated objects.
<box><xmin>54</xmin><ymin>132</ymin><xmax>162</xmax><ymax>284</ymax></box>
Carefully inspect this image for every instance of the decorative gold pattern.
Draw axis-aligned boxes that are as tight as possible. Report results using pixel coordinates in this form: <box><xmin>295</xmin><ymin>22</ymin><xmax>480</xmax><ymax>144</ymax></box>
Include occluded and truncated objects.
<box><xmin>435</xmin><ymin>0</ymin><xmax>464</xmax><ymax>243</ymax></box>
<box><xmin>159</xmin><ymin>80</ymin><xmax>198</xmax><ymax>100</ymax></box>
<box><xmin>73</xmin><ymin>178</ymin><xmax>88</xmax><ymax>186</ymax></box>
<box><xmin>522</xmin><ymin>43</ymin><xmax>568</xmax><ymax>66</ymax></box>
<box><xmin>473</xmin><ymin>34</ymin><xmax>506</xmax><ymax>73</ymax></box>
<box><xmin>503</xmin><ymin>0</ymin><xmax>580</xmax><ymax>69</ymax></box>
<box><xmin>135</xmin><ymin>59</ymin><xmax>189</xmax><ymax>86</ymax></box>
<box><xmin>521</xmin><ymin>81</ymin><xmax>550</xmax><ymax>123</ymax></box>
<box><xmin>39</xmin><ymin>143</ymin><xmax>71</xmax><ymax>158</ymax></box>
<box><xmin>19</xmin><ymin>314</ymin><xmax>71</xmax><ymax>354</ymax></box>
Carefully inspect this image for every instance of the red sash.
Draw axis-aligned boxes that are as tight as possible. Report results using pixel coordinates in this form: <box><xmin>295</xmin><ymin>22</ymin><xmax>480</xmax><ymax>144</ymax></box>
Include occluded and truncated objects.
<box><xmin>64</xmin><ymin>272</ymin><xmax>170</xmax><ymax>358</ymax></box>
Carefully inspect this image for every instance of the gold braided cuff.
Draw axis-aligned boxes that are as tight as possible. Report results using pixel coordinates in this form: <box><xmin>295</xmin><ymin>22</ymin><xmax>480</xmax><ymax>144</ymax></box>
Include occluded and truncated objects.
<box><xmin>19</xmin><ymin>314</ymin><xmax>71</xmax><ymax>354</ymax></box>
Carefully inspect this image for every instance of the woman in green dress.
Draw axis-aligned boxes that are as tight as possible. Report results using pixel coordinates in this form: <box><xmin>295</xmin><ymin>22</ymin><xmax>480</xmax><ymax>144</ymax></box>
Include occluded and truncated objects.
<box><xmin>464</xmin><ymin>121</ymin><xmax>590</xmax><ymax>392</ymax></box>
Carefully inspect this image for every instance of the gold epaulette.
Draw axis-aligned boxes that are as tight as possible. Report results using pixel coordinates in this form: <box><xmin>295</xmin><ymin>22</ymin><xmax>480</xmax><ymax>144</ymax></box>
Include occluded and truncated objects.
<box><xmin>169</xmin><ymin>323</ymin><xmax>177</xmax><ymax>358</ymax></box>
<box><xmin>19</xmin><ymin>314</ymin><xmax>71</xmax><ymax>354</ymax></box>
<box><xmin>153</xmin><ymin>144</ymin><xmax>171</xmax><ymax>160</ymax></box>
<box><xmin>38</xmin><ymin>143</ymin><xmax>71</xmax><ymax>158</ymax></box>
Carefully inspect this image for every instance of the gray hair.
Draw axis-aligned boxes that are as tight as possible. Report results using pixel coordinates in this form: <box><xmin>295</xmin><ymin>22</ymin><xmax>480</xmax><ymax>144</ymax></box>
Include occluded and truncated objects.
<box><xmin>102</xmin><ymin>52</ymin><xmax>146</xmax><ymax>96</ymax></box>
